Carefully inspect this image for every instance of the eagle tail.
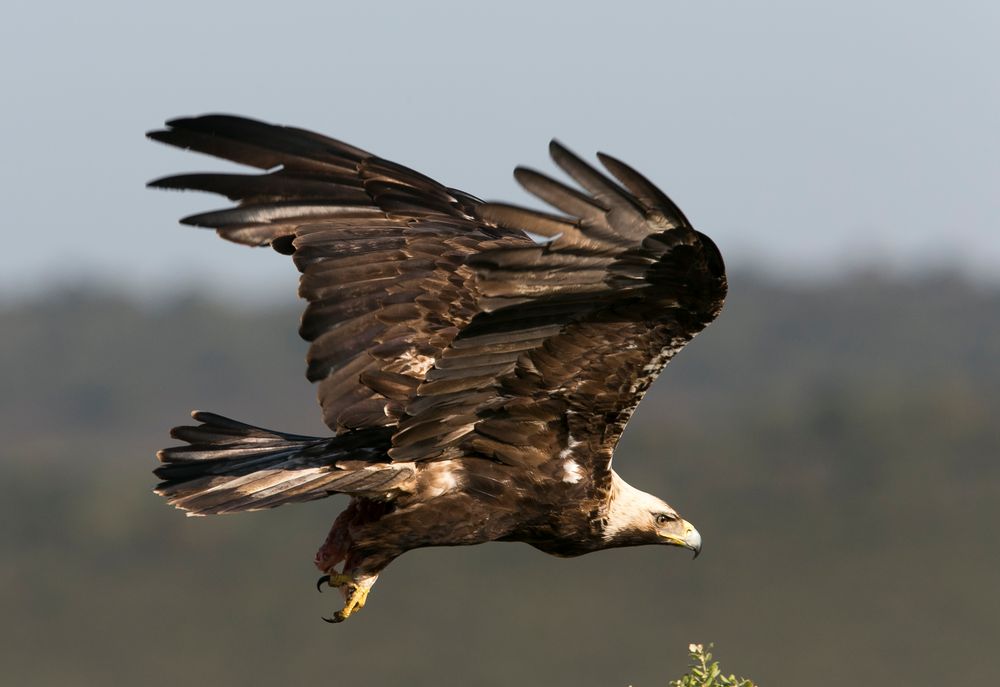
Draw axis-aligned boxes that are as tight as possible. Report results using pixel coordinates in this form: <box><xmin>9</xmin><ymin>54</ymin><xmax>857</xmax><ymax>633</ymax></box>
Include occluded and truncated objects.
<box><xmin>154</xmin><ymin>411</ymin><xmax>401</xmax><ymax>516</ymax></box>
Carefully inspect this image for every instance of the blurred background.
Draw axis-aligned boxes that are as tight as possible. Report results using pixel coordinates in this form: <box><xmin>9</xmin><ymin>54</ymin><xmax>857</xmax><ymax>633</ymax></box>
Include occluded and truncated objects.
<box><xmin>2</xmin><ymin>1</ymin><xmax>998</xmax><ymax>685</ymax></box>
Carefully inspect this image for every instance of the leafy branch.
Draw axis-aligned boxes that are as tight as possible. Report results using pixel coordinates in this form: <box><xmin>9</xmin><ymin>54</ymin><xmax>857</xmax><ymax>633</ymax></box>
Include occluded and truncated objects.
<box><xmin>669</xmin><ymin>643</ymin><xmax>757</xmax><ymax>687</ymax></box>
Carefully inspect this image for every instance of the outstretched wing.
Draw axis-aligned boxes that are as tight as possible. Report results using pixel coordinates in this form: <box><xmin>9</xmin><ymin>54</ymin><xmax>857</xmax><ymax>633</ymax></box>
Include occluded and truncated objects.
<box><xmin>150</xmin><ymin>115</ymin><xmax>726</xmax><ymax>490</ymax></box>
<box><xmin>387</xmin><ymin>142</ymin><xmax>727</xmax><ymax>486</ymax></box>
<box><xmin>148</xmin><ymin>115</ymin><xmax>530</xmax><ymax>432</ymax></box>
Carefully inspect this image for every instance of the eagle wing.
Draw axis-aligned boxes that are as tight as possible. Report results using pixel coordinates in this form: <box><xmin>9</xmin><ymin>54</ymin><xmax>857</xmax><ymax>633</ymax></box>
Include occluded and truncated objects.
<box><xmin>150</xmin><ymin>115</ymin><xmax>726</xmax><ymax>489</ymax></box>
<box><xmin>148</xmin><ymin>115</ymin><xmax>531</xmax><ymax>432</ymax></box>
<box><xmin>387</xmin><ymin>142</ymin><xmax>727</xmax><ymax>484</ymax></box>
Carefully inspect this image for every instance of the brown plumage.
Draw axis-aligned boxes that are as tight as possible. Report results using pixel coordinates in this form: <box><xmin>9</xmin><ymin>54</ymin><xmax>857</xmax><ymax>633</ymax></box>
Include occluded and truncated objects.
<box><xmin>150</xmin><ymin>115</ymin><xmax>726</xmax><ymax>622</ymax></box>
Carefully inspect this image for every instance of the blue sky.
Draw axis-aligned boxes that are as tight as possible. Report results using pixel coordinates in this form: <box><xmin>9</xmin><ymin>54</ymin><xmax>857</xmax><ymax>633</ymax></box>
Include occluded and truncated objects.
<box><xmin>3</xmin><ymin>0</ymin><xmax>997</xmax><ymax>300</ymax></box>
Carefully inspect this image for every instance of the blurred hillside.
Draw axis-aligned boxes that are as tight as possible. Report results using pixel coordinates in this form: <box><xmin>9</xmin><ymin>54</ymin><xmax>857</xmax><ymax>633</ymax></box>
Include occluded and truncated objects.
<box><xmin>2</xmin><ymin>272</ymin><xmax>998</xmax><ymax>686</ymax></box>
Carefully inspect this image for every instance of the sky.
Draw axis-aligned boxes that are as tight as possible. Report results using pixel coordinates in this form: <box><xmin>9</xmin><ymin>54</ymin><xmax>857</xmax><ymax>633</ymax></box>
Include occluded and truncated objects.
<box><xmin>2</xmin><ymin>0</ymin><xmax>997</xmax><ymax>301</ymax></box>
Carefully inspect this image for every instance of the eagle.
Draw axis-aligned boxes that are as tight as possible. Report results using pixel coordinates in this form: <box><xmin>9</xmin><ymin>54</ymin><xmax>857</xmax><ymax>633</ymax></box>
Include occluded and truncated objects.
<box><xmin>150</xmin><ymin>115</ymin><xmax>727</xmax><ymax>623</ymax></box>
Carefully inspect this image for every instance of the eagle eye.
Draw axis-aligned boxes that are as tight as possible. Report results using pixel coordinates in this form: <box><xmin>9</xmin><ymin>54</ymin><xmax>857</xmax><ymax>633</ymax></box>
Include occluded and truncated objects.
<box><xmin>655</xmin><ymin>513</ymin><xmax>676</xmax><ymax>525</ymax></box>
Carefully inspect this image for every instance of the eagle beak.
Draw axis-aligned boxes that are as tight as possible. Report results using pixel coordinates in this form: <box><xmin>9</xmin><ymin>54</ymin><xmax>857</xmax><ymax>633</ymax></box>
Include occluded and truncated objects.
<box><xmin>660</xmin><ymin>519</ymin><xmax>702</xmax><ymax>557</ymax></box>
<box><xmin>683</xmin><ymin>521</ymin><xmax>702</xmax><ymax>559</ymax></box>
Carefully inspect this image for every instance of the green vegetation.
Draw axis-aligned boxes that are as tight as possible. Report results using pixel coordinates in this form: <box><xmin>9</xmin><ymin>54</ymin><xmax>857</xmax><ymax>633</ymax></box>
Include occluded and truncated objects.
<box><xmin>2</xmin><ymin>271</ymin><xmax>998</xmax><ymax>685</ymax></box>
<box><xmin>670</xmin><ymin>644</ymin><xmax>756</xmax><ymax>687</ymax></box>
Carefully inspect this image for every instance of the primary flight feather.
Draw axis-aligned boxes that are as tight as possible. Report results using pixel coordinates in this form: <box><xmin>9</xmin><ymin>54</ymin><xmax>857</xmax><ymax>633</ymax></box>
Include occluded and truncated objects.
<box><xmin>150</xmin><ymin>115</ymin><xmax>726</xmax><ymax>622</ymax></box>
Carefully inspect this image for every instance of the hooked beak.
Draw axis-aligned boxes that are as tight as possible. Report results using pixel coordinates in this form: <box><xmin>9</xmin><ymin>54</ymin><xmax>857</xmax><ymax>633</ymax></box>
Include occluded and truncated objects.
<box><xmin>683</xmin><ymin>521</ymin><xmax>702</xmax><ymax>559</ymax></box>
<box><xmin>662</xmin><ymin>519</ymin><xmax>702</xmax><ymax>558</ymax></box>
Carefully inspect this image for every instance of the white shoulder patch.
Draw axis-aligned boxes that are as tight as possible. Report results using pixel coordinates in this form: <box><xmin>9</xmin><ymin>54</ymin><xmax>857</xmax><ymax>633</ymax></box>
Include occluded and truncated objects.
<box><xmin>562</xmin><ymin>459</ymin><xmax>584</xmax><ymax>483</ymax></box>
<box><xmin>557</xmin><ymin>433</ymin><xmax>583</xmax><ymax>460</ymax></box>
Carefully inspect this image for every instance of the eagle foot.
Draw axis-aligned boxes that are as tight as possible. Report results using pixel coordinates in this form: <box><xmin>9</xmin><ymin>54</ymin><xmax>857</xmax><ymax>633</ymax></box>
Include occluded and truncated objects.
<box><xmin>316</xmin><ymin>573</ymin><xmax>353</xmax><ymax>592</ymax></box>
<box><xmin>317</xmin><ymin>573</ymin><xmax>375</xmax><ymax>623</ymax></box>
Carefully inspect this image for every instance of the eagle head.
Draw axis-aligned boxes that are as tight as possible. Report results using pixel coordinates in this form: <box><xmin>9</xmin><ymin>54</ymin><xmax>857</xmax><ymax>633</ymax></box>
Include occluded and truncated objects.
<box><xmin>602</xmin><ymin>471</ymin><xmax>701</xmax><ymax>557</ymax></box>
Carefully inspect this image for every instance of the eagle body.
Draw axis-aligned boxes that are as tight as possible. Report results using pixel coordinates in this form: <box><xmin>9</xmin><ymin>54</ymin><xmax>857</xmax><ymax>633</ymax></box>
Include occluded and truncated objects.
<box><xmin>150</xmin><ymin>115</ymin><xmax>725</xmax><ymax>622</ymax></box>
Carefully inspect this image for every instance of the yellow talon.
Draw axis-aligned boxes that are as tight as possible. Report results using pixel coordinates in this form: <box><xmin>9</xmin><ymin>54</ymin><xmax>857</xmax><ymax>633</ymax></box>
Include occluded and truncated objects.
<box><xmin>318</xmin><ymin>573</ymin><xmax>354</xmax><ymax>589</ymax></box>
<box><xmin>340</xmin><ymin>584</ymin><xmax>371</xmax><ymax>618</ymax></box>
<box><xmin>319</xmin><ymin>573</ymin><xmax>377</xmax><ymax>623</ymax></box>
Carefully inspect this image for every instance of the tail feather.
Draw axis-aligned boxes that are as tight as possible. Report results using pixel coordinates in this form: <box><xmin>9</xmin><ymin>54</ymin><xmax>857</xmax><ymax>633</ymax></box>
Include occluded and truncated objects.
<box><xmin>155</xmin><ymin>411</ymin><xmax>405</xmax><ymax>516</ymax></box>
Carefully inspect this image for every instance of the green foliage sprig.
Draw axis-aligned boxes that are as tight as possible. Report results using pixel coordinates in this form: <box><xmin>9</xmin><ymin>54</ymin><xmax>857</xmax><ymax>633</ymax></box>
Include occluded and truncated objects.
<box><xmin>669</xmin><ymin>644</ymin><xmax>757</xmax><ymax>687</ymax></box>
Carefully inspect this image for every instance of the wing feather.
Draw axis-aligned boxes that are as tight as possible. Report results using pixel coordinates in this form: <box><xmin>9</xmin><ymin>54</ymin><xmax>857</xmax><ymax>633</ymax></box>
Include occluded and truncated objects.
<box><xmin>389</xmin><ymin>141</ymin><xmax>726</xmax><ymax>480</ymax></box>
<box><xmin>151</xmin><ymin>115</ymin><xmax>726</xmax><ymax>494</ymax></box>
<box><xmin>150</xmin><ymin>114</ymin><xmax>531</xmax><ymax>432</ymax></box>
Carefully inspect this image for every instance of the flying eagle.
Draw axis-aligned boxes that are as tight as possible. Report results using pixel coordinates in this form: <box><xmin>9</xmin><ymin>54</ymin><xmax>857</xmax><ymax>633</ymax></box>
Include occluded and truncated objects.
<box><xmin>150</xmin><ymin>115</ymin><xmax>726</xmax><ymax>623</ymax></box>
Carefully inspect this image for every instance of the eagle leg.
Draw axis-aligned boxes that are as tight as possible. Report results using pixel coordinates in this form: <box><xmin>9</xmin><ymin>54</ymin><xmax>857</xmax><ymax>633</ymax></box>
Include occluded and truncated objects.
<box><xmin>318</xmin><ymin>573</ymin><xmax>378</xmax><ymax>623</ymax></box>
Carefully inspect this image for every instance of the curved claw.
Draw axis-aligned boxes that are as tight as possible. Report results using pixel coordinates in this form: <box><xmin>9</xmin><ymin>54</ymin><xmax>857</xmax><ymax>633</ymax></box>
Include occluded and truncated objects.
<box><xmin>316</xmin><ymin>572</ymin><xmax>374</xmax><ymax>624</ymax></box>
